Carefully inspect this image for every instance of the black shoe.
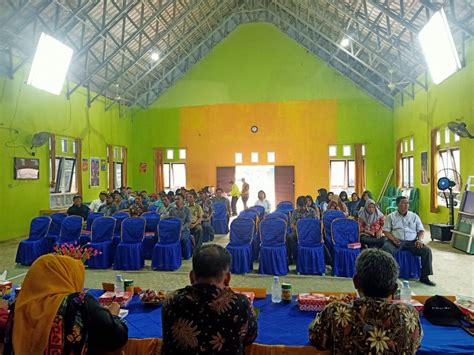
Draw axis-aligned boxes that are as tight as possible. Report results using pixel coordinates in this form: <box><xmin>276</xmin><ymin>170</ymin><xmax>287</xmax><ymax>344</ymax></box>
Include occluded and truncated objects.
<box><xmin>419</xmin><ymin>277</ymin><xmax>436</xmax><ymax>286</ymax></box>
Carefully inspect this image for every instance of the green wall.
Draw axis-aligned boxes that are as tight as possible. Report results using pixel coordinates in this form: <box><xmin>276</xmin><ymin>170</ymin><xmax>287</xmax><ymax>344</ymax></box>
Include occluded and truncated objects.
<box><xmin>133</xmin><ymin>23</ymin><xmax>394</xmax><ymax>196</ymax></box>
<box><xmin>0</xmin><ymin>68</ymin><xmax>133</xmax><ymax>240</ymax></box>
<box><xmin>393</xmin><ymin>38</ymin><xmax>474</xmax><ymax>224</ymax></box>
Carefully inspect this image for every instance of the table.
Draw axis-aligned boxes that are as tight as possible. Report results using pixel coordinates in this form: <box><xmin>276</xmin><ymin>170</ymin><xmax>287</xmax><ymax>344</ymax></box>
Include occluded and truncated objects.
<box><xmin>87</xmin><ymin>289</ymin><xmax>474</xmax><ymax>355</ymax></box>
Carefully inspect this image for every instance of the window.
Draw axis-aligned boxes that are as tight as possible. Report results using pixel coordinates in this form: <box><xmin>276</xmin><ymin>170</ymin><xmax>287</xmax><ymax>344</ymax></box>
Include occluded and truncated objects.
<box><xmin>61</xmin><ymin>139</ymin><xmax>68</xmax><ymax>153</ymax></box>
<box><xmin>179</xmin><ymin>149</ymin><xmax>186</xmax><ymax>160</ymax></box>
<box><xmin>267</xmin><ymin>152</ymin><xmax>275</xmax><ymax>163</ymax></box>
<box><xmin>114</xmin><ymin>162</ymin><xmax>123</xmax><ymax>190</ymax></box>
<box><xmin>114</xmin><ymin>147</ymin><xmax>120</xmax><ymax>159</ymax></box>
<box><xmin>454</xmin><ymin>133</ymin><xmax>460</xmax><ymax>142</ymax></box>
<box><xmin>72</xmin><ymin>141</ymin><xmax>76</xmax><ymax>154</ymax></box>
<box><xmin>329</xmin><ymin>145</ymin><xmax>337</xmax><ymax>157</ymax></box>
<box><xmin>330</xmin><ymin>160</ymin><xmax>355</xmax><ymax>194</ymax></box>
<box><xmin>401</xmin><ymin>156</ymin><xmax>414</xmax><ymax>188</ymax></box>
<box><xmin>362</xmin><ymin>145</ymin><xmax>366</xmax><ymax>156</ymax></box>
<box><xmin>437</xmin><ymin>148</ymin><xmax>461</xmax><ymax>205</ymax></box>
<box><xmin>166</xmin><ymin>149</ymin><xmax>174</xmax><ymax>160</ymax></box>
<box><xmin>50</xmin><ymin>157</ymin><xmax>77</xmax><ymax>193</ymax></box>
<box><xmin>251</xmin><ymin>152</ymin><xmax>259</xmax><ymax>163</ymax></box>
<box><xmin>235</xmin><ymin>152</ymin><xmax>242</xmax><ymax>164</ymax></box>
<box><xmin>343</xmin><ymin>145</ymin><xmax>351</xmax><ymax>156</ymax></box>
<box><xmin>436</xmin><ymin>130</ymin><xmax>441</xmax><ymax>146</ymax></box>
<box><xmin>410</xmin><ymin>138</ymin><xmax>414</xmax><ymax>151</ymax></box>
<box><xmin>444</xmin><ymin>127</ymin><xmax>450</xmax><ymax>144</ymax></box>
<box><xmin>163</xmin><ymin>163</ymin><xmax>186</xmax><ymax>190</ymax></box>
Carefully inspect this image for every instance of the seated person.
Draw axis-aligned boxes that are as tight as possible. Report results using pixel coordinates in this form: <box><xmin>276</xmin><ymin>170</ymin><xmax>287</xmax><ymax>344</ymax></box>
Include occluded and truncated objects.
<box><xmin>382</xmin><ymin>196</ymin><xmax>435</xmax><ymax>286</ymax></box>
<box><xmin>212</xmin><ymin>188</ymin><xmax>231</xmax><ymax>217</ymax></box>
<box><xmin>140</xmin><ymin>190</ymin><xmax>150</xmax><ymax>206</ymax></box>
<box><xmin>358</xmin><ymin>199</ymin><xmax>385</xmax><ymax>248</ymax></box>
<box><xmin>98</xmin><ymin>193</ymin><xmax>118</xmax><ymax>217</ymax></box>
<box><xmin>339</xmin><ymin>191</ymin><xmax>349</xmax><ymax>204</ymax></box>
<box><xmin>255</xmin><ymin>190</ymin><xmax>271</xmax><ymax>214</ymax></box>
<box><xmin>316</xmin><ymin>188</ymin><xmax>329</xmax><ymax>212</ymax></box>
<box><xmin>67</xmin><ymin>195</ymin><xmax>90</xmax><ymax>220</ymax></box>
<box><xmin>347</xmin><ymin>192</ymin><xmax>360</xmax><ymax>217</ymax></box>
<box><xmin>114</xmin><ymin>193</ymin><xmax>129</xmax><ymax>211</ymax></box>
<box><xmin>187</xmin><ymin>192</ymin><xmax>204</xmax><ymax>251</ymax></box>
<box><xmin>161</xmin><ymin>244</ymin><xmax>257</xmax><ymax>354</ymax></box>
<box><xmin>166</xmin><ymin>194</ymin><xmax>191</xmax><ymax>258</ymax></box>
<box><xmin>356</xmin><ymin>190</ymin><xmax>373</xmax><ymax>213</ymax></box>
<box><xmin>309</xmin><ymin>249</ymin><xmax>422</xmax><ymax>354</ymax></box>
<box><xmin>89</xmin><ymin>191</ymin><xmax>107</xmax><ymax>212</ymax></box>
<box><xmin>306</xmin><ymin>195</ymin><xmax>321</xmax><ymax>219</ymax></box>
<box><xmin>287</xmin><ymin>196</ymin><xmax>317</xmax><ymax>264</ymax></box>
<box><xmin>198</xmin><ymin>189</ymin><xmax>215</xmax><ymax>242</ymax></box>
<box><xmin>129</xmin><ymin>194</ymin><xmax>148</xmax><ymax>217</ymax></box>
<box><xmin>329</xmin><ymin>194</ymin><xmax>349</xmax><ymax>216</ymax></box>
<box><xmin>158</xmin><ymin>195</ymin><xmax>172</xmax><ymax>215</ymax></box>
<box><xmin>8</xmin><ymin>254</ymin><xmax>128</xmax><ymax>354</ymax></box>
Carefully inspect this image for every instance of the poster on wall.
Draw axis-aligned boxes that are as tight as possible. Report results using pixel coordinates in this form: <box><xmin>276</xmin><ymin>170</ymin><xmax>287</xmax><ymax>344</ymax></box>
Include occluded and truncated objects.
<box><xmin>100</xmin><ymin>159</ymin><xmax>107</xmax><ymax>171</ymax></box>
<box><xmin>82</xmin><ymin>159</ymin><xmax>88</xmax><ymax>171</ymax></box>
<box><xmin>139</xmin><ymin>162</ymin><xmax>147</xmax><ymax>173</ymax></box>
<box><xmin>90</xmin><ymin>158</ymin><xmax>100</xmax><ymax>187</ymax></box>
<box><xmin>421</xmin><ymin>151</ymin><xmax>429</xmax><ymax>185</ymax></box>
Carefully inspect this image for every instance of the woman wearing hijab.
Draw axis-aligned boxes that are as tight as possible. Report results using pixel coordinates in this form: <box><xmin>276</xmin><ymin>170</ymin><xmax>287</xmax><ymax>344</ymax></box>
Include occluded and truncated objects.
<box><xmin>330</xmin><ymin>194</ymin><xmax>349</xmax><ymax>216</ymax></box>
<box><xmin>316</xmin><ymin>189</ymin><xmax>329</xmax><ymax>213</ymax></box>
<box><xmin>339</xmin><ymin>191</ymin><xmax>349</xmax><ymax>204</ymax></box>
<box><xmin>357</xmin><ymin>190</ymin><xmax>373</xmax><ymax>212</ymax></box>
<box><xmin>347</xmin><ymin>192</ymin><xmax>360</xmax><ymax>217</ymax></box>
<box><xmin>306</xmin><ymin>195</ymin><xmax>321</xmax><ymax>219</ymax></box>
<box><xmin>10</xmin><ymin>254</ymin><xmax>128</xmax><ymax>354</ymax></box>
<box><xmin>358</xmin><ymin>199</ymin><xmax>385</xmax><ymax>248</ymax></box>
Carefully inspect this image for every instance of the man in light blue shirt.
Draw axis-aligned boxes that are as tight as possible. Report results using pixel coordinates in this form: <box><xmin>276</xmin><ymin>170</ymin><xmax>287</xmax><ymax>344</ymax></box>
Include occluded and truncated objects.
<box><xmin>382</xmin><ymin>196</ymin><xmax>435</xmax><ymax>286</ymax></box>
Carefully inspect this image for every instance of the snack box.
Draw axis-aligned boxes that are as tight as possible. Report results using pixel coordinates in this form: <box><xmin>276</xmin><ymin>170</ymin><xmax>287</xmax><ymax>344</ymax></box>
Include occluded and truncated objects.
<box><xmin>454</xmin><ymin>297</ymin><xmax>474</xmax><ymax>319</ymax></box>
<box><xmin>392</xmin><ymin>299</ymin><xmax>424</xmax><ymax>313</ymax></box>
<box><xmin>98</xmin><ymin>291</ymin><xmax>132</xmax><ymax>308</ymax></box>
<box><xmin>347</xmin><ymin>242</ymin><xmax>362</xmax><ymax>249</ymax></box>
<box><xmin>0</xmin><ymin>281</ymin><xmax>12</xmax><ymax>297</ymax></box>
<box><xmin>236</xmin><ymin>291</ymin><xmax>255</xmax><ymax>305</ymax></box>
<box><xmin>297</xmin><ymin>293</ymin><xmax>327</xmax><ymax>312</ymax></box>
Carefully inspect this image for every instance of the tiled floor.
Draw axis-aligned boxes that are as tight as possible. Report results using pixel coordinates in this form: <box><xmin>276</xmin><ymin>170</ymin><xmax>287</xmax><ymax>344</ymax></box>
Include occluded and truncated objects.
<box><xmin>1</xmin><ymin>230</ymin><xmax>473</xmax><ymax>297</ymax></box>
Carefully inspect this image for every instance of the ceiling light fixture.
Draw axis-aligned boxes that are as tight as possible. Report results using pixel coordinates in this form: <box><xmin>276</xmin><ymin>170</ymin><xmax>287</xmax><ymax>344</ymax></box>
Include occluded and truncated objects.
<box><xmin>150</xmin><ymin>51</ymin><xmax>160</xmax><ymax>61</ymax></box>
<box><xmin>340</xmin><ymin>37</ymin><xmax>350</xmax><ymax>48</ymax></box>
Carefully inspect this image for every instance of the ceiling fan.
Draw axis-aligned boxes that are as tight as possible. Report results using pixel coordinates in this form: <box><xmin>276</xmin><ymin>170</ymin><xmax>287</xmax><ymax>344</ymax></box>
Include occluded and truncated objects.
<box><xmin>376</xmin><ymin>69</ymin><xmax>411</xmax><ymax>91</ymax></box>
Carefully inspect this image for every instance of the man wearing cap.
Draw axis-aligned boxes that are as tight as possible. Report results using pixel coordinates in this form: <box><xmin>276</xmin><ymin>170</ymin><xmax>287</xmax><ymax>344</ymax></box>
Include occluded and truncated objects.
<box><xmin>382</xmin><ymin>196</ymin><xmax>436</xmax><ymax>286</ymax></box>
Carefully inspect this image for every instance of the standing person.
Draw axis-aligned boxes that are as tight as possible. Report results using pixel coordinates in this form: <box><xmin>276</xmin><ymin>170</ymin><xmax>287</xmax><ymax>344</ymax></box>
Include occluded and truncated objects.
<box><xmin>98</xmin><ymin>193</ymin><xmax>118</xmax><ymax>217</ymax></box>
<box><xmin>241</xmin><ymin>178</ymin><xmax>250</xmax><ymax>210</ymax></box>
<box><xmin>67</xmin><ymin>195</ymin><xmax>90</xmax><ymax>220</ymax></box>
<box><xmin>161</xmin><ymin>245</ymin><xmax>257</xmax><ymax>355</ymax></box>
<box><xmin>10</xmin><ymin>254</ymin><xmax>128</xmax><ymax>354</ymax></box>
<box><xmin>382</xmin><ymin>196</ymin><xmax>436</xmax><ymax>286</ymax></box>
<box><xmin>89</xmin><ymin>191</ymin><xmax>107</xmax><ymax>212</ymax></box>
<box><xmin>358</xmin><ymin>199</ymin><xmax>385</xmax><ymax>248</ymax></box>
<box><xmin>199</xmin><ymin>189</ymin><xmax>215</xmax><ymax>242</ymax></box>
<box><xmin>255</xmin><ymin>190</ymin><xmax>271</xmax><ymax>214</ymax></box>
<box><xmin>229</xmin><ymin>180</ymin><xmax>240</xmax><ymax>216</ymax></box>
<box><xmin>309</xmin><ymin>249</ymin><xmax>422</xmax><ymax>353</ymax></box>
<box><xmin>166</xmin><ymin>194</ymin><xmax>192</xmax><ymax>258</ymax></box>
<box><xmin>187</xmin><ymin>192</ymin><xmax>204</xmax><ymax>251</ymax></box>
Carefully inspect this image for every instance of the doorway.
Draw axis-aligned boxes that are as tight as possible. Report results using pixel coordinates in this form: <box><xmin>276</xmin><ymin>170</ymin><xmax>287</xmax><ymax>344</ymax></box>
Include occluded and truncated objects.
<box><xmin>235</xmin><ymin>165</ymin><xmax>275</xmax><ymax>214</ymax></box>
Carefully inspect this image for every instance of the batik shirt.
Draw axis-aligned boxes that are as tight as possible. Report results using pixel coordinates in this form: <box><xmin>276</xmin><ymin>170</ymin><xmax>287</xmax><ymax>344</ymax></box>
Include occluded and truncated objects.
<box><xmin>166</xmin><ymin>205</ymin><xmax>191</xmax><ymax>231</ymax></box>
<box><xmin>161</xmin><ymin>284</ymin><xmax>258</xmax><ymax>355</ymax></box>
<box><xmin>309</xmin><ymin>297</ymin><xmax>422</xmax><ymax>354</ymax></box>
<box><xmin>199</xmin><ymin>198</ymin><xmax>213</xmax><ymax>221</ymax></box>
<box><xmin>290</xmin><ymin>208</ymin><xmax>317</xmax><ymax>227</ymax></box>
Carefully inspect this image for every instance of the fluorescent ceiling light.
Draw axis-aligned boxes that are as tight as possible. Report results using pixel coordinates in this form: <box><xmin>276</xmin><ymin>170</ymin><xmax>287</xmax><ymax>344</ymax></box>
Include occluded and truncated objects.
<box><xmin>418</xmin><ymin>9</ymin><xmax>461</xmax><ymax>84</ymax></box>
<box><xmin>150</xmin><ymin>51</ymin><xmax>160</xmax><ymax>61</ymax></box>
<box><xmin>27</xmin><ymin>33</ymin><xmax>73</xmax><ymax>95</ymax></box>
<box><xmin>340</xmin><ymin>37</ymin><xmax>350</xmax><ymax>48</ymax></box>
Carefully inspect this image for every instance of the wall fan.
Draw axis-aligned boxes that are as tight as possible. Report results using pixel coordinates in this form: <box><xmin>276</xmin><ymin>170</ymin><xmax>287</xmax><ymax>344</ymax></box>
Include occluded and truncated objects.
<box><xmin>436</xmin><ymin>168</ymin><xmax>463</xmax><ymax>226</ymax></box>
<box><xmin>448</xmin><ymin>121</ymin><xmax>474</xmax><ymax>139</ymax></box>
<box><xmin>30</xmin><ymin>132</ymin><xmax>51</xmax><ymax>149</ymax></box>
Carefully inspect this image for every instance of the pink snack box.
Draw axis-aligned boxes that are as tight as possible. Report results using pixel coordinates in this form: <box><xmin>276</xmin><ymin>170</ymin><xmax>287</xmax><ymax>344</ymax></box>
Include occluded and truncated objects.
<box><xmin>297</xmin><ymin>293</ymin><xmax>328</xmax><ymax>312</ymax></box>
<box><xmin>347</xmin><ymin>242</ymin><xmax>362</xmax><ymax>249</ymax></box>
<box><xmin>98</xmin><ymin>291</ymin><xmax>132</xmax><ymax>308</ymax></box>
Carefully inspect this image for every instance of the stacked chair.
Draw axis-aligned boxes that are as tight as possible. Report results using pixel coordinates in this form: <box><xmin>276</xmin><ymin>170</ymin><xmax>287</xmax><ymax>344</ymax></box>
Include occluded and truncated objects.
<box><xmin>152</xmin><ymin>218</ymin><xmax>182</xmax><ymax>271</ymax></box>
<box><xmin>331</xmin><ymin>218</ymin><xmax>361</xmax><ymax>277</ymax></box>
<box><xmin>142</xmin><ymin>212</ymin><xmax>160</xmax><ymax>259</ymax></box>
<box><xmin>86</xmin><ymin>217</ymin><xmax>116</xmax><ymax>269</ymax></box>
<box><xmin>296</xmin><ymin>218</ymin><xmax>325</xmax><ymax>275</ymax></box>
<box><xmin>114</xmin><ymin>217</ymin><xmax>146</xmax><ymax>270</ymax></box>
<box><xmin>15</xmin><ymin>216</ymin><xmax>52</xmax><ymax>266</ymax></box>
<box><xmin>212</xmin><ymin>202</ymin><xmax>229</xmax><ymax>234</ymax></box>
<box><xmin>226</xmin><ymin>218</ymin><xmax>255</xmax><ymax>274</ymax></box>
<box><xmin>79</xmin><ymin>212</ymin><xmax>104</xmax><ymax>245</ymax></box>
<box><xmin>258</xmin><ymin>218</ymin><xmax>288</xmax><ymax>276</ymax></box>
<box><xmin>55</xmin><ymin>215</ymin><xmax>83</xmax><ymax>247</ymax></box>
<box><xmin>44</xmin><ymin>212</ymin><xmax>67</xmax><ymax>253</ymax></box>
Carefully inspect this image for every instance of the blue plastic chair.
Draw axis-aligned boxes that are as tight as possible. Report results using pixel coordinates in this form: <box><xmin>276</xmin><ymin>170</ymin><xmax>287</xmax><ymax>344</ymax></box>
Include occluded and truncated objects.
<box><xmin>277</xmin><ymin>201</ymin><xmax>294</xmax><ymax>210</ymax></box>
<box><xmin>226</xmin><ymin>218</ymin><xmax>254</xmax><ymax>274</ymax></box>
<box><xmin>395</xmin><ymin>250</ymin><xmax>421</xmax><ymax>279</ymax></box>
<box><xmin>322</xmin><ymin>210</ymin><xmax>346</xmax><ymax>256</ymax></box>
<box><xmin>86</xmin><ymin>217</ymin><xmax>116</xmax><ymax>269</ymax></box>
<box><xmin>151</xmin><ymin>218</ymin><xmax>182</xmax><ymax>271</ymax></box>
<box><xmin>250</xmin><ymin>205</ymin><xmax>265</xmax><ymax>218</ymax></box>
<box><xmin>44</xmin><ymin>212</ymin><xmax>67</xmax><ymax>253</ymax></box>
<box><xmin>296</xmin><ymin>218</ymin><xmax>325</xmax><ymax>275</ymax></box>
<box><xmin>79</xmin><ymin>212</ymin><xmax>104</xmax><ymax>245</ymax></box>
<box><xmin>258</xmin><ymin>218</ymin><xmax>288</xmax><ymax>276</ymax></box>
<box><xmin>114</xmin><ymin>217</ymin><xmax>146</xmax><ymax>270</ymax></box>
<box><xmin>15</xmin><ymin>216</ymin><xmax>52</xmax><ymax>266</ymax></box>
<box><xmin>212</xmin><ymin>202</ymin><xmax>229</xmax><ymax>234</ymax></box>
<box><xmin>265</xmin><ymin>212</ymin><xmax>288</xmax><ymax>222</ymax></box>
<box><xmin>148</xmin><ymin>205</ymin><xmax>158</xmax><ymax>213</ymax></box>
<box><xmin>331</xmin><ymin>218</ymin><xmax>361</xmax><ymax>277</ymax></box>
<box><xmin>55</xmin><ymin>215</ymin><xmax>83</xmax><ymax>246</ymax></box>
<box><xmin>142</xmin><ymin>212</ymin><xmax>160</xmax><ymax>259</ymax></box>
<box><xmin>111</xmin><ymin>212</ymin><xmax>130</xmax><ymax>260</ymax></box>
<box><xmin>240</xmin><ymin>210</ymin><xmax>261</xmax><ymax>261</ymax></box>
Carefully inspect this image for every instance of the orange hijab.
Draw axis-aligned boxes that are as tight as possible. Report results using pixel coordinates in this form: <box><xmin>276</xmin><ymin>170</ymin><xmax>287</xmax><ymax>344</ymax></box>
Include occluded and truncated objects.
<box><xmin>13</xmin><ymin>254</ymin><xmax>85</xmax><ymax>355</ymax></box>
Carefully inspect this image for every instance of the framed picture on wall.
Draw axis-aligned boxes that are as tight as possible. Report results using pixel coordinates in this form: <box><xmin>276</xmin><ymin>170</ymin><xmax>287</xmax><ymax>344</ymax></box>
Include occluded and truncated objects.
<box><xmin>421</xmin><ymin>151</ymin><xmax>429</xmax><ymax>185</ymax></box>
<box><xmin>82</xmin><ymin>158</ymin><xmax>88</xmax><ymax>171</ymax></box>
<box><xmin>90</xmin><ymin>158</ymin><xmax>100</xmax><ymax>187</ymax></box>
<box><xmin>139</xmin><ymin>162</ymin><xmax>147</xmax><ymax>173</ymax></box>
<box><xmin>100</xmin><ymin>159</ymin><xmax>107</xmax><ymax>171</ymax></box>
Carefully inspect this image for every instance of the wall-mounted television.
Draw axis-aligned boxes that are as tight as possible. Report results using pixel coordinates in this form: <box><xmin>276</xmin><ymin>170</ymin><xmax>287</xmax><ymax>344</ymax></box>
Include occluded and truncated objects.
<box><xmin>14</xmin><ymin>157</ymin><xmax>40</xmax><ymax>180</ymax></box>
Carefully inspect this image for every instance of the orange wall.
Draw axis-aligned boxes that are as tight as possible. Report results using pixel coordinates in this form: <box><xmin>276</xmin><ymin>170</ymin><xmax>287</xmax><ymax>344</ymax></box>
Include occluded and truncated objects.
<box><xmin>179</xmin><ymin>100</ymin><xmax>337</xmax><ymax>196</ymax></box>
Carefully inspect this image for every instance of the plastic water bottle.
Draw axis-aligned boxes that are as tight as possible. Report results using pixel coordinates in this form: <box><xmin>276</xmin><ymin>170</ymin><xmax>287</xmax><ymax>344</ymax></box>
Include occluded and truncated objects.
<box><xmin>114</xmin><ymin>274</ymin><xmax>124</xmax><ymax>293</ymax></box>
<box><xmin>271</xmin><ymin>276</ymin><xmax>281</xmax><ymax>303</ymax></box>
<box><xmin>400</xmin><ymin>280</ymin><xmax>411</xmax><ymax>303</ymax></box>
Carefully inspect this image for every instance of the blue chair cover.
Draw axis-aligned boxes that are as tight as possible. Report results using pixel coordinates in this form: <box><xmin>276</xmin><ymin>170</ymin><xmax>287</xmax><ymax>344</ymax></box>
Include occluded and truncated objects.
<box><xmin>142</xmin><ymin>212</ymin><xmax>160</xmax><ymax>259</ymax></box>
<box><xmin>240</xmin><ymin>211</ymin><xmax>260</xmax><ymax>262</ymax></box>
<box><xmin>79</xmin><ymin>212</ymin><xmax>104</xmax><ymax>245</ymax></box>
<box><xmin>152</xmin><ymin>218</ymin><xmax>182</xmax><ymax>271</ymax></box>
<box><xmin>201</xmin><ymin>220</ymin><xmax>214</xmax><ymax>242</ymax></box>
<box><xmin>212</xmin><ymin>202</ymin><xmax>229</xmax><ymax>234</ymax></box>
<box><xmin>15</xmin><ymin>216</ymin><xmax>52</xmax><ymax>266</ymax></box>
<box><xmin>250</xmin><ymin>205</ymin><xmax>265</xmax><ymax>218</ymax></box>
<box><xmin>148</xmin><ymin>205</ymin><xmax>158</xmax><ymax>212</ymax></box>
<box><xmin>277</xmin><ymin>201</ymin><xmax>294</xmax><ymax>210</ymax></box>
<box><xmin>44</xmin><ymin>213</ymin><xmax>67</xmax><ymax>253</ymax></box>
<box><xmin>114</xmin><ymin>217</ymin><xmax>145</xmax><ymax>270</ymax></box>
<box><xmin>296</xmin><ymin>218</ymin><xmax>325</xmax><ymax>275</ymax></box>
<box><xmin>322</xmin><ymin>210</ymin><xmax>346</xmax><ymax>255</ymax></box>
<box><xmin>226</xmin><ymin>218</ymin><xmax>254</xmax><ymax>274</ymax></box>
<box><xmin>55</xmin><ymin>216</ymin><xmax>83</xmax><ymax>246</ymax></box>
<box><xmin>258</xmin><ymin>218</ymin><xmax>288</xmax><ymax>275</ymax></box>
<box><xmin>87</xmin><ymin>217</ymin><xmax>116</xmax><ymax>269</ymax></box>
<box><xmin>331</xmin><ymin>218</ymin><xmax>360</xmax><ymax>277</ymax></box>
<box><xmin>111</xmin><ymin>212</ymin><xmax>130</xmax><ymax>260</ymax></box>
<box><xmin>265</xmin><ymin>212</ymin><xmax>288</xmax><ymax>222</ymax></box>
<box><xmin>395</xmin><ymin>250</ymin><xmax>421</xmax><ymax>279</ymax></box>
